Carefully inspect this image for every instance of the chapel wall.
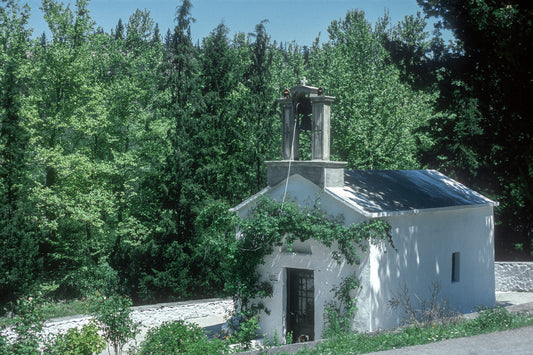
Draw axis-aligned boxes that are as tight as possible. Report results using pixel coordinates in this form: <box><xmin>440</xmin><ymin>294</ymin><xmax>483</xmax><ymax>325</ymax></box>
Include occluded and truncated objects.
<box><xmin>249</xmin><ymin>175</ymin><xmax>372</xmax><ymax>341</ymax></box>
<box><xmin>255</xmin><ymin>239</ymin><xmax>369</xmax><ymax>342</ymax></box>
<box><xmin>368</xmin><ymin>205</ymin><xmax>495</xmax><ymax>330</ymax></box>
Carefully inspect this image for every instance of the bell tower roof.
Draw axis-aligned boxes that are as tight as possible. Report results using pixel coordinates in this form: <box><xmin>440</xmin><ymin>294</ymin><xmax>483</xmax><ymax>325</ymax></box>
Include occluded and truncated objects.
<box><xmin>291</xmin><ymin>84</ymin><xmax>319</xmax><ymax>96</ymax></box>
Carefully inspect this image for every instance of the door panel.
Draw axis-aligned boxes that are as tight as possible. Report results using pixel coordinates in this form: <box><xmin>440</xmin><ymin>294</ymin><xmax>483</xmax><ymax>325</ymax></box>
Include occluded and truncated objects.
<box><xmin>287</xmin><ymin>268</ymin><xmax>314</xmax><ymax>342</ymax></box>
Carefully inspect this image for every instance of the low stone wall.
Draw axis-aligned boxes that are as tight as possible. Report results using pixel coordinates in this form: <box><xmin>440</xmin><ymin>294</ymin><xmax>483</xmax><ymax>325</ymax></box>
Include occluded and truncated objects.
<box><xmin>495</xmin><ymin>262</ymin><xmax>533</xmax><ymax>292</ymax></box>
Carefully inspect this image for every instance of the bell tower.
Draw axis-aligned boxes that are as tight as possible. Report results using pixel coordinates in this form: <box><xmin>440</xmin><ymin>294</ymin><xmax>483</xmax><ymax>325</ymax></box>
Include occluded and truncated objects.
<box><xmin>265</xmin><ymin>80</ymin><xmax>347</xmax><ymax>188</ymax></box>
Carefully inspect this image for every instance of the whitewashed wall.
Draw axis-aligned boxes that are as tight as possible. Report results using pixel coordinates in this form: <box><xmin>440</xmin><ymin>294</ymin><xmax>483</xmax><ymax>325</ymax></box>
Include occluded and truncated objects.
<box><xmin>234</xmin><ymin>174</ymin><xmax>496</xmax><ymax>338</ymax></box>
<box><xmin>370</xmin><ymin>206</ymin><xmax>496</xmax><ymax>330</ymax></box>
<box><xmin>255</xmin><ymin>239</ymin><xmax>368</xmax><ymax>342</ymax></box>
<box><xmin>236</xmin><ymin>175</ymin><xmax>372</xmax><ymax>341</ymax></box>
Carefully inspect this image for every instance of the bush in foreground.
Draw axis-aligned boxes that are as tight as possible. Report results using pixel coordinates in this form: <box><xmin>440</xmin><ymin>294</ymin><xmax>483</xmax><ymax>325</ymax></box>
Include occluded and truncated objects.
<box><xmin>139</xmin><ymin>320</ymin><xmax>230</xmax><ymax>354</ymax></box>
<box><xmin>44</xmin><ymin>320</ymin><xmax>106</xmax><ymax>355</ymax></box>
<box><xmin>89</xmin><ymin>293</ymin><xmax>140</xmax><ymax>355</ymax></box>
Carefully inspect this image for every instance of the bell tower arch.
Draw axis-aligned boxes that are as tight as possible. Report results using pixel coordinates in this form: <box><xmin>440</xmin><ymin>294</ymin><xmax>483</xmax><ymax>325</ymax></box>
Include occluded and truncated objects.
<box><xmin>267</xmin><ymin>80</ymin><xmax>346</xmax><ymax>188</ymax></box>
<box><xmin>278</xmin><ymin>81</ymin><xmax>334</xmax><ymax>161</ymax></box>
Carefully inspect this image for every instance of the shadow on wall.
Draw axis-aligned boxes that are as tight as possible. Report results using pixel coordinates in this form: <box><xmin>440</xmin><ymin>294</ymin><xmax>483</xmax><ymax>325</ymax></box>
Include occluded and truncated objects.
<box><xmin>371</xmin><ymin>207</ymin><xmax>495</xmax><ymax>330</ymax></box>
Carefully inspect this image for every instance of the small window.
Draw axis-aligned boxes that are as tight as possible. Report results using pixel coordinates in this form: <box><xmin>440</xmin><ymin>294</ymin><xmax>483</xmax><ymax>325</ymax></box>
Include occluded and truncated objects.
<box><xmin>451</xmin><ymin>252</ymin><xmax>460</xmax><ymax>283</ymax></box>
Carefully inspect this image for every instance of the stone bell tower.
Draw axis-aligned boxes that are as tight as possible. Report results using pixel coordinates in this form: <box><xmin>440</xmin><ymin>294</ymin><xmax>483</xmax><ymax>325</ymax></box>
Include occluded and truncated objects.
<box><xmin>265</xmin><ymin>79</ymin><xmax>347</xmax><ymax>188</ymax></box>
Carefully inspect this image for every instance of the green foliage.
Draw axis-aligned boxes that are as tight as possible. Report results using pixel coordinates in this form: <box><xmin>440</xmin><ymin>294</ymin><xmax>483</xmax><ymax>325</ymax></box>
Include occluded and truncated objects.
<box><xmin>285</xmin><ymin>330</ymin><xmax>294</xmax><ymax>345</ymax></box>
<box><xmin>89</xmin><ymin>293</ymin><xmax>139</xmax><ymax>355</ymax></box>
<box><xmin>58</xmin><ymin>261</ymin><xmax>120</xmax><ymax>300</ymax></box>
<box><xmin>297</xmin><ymin>307</ymin><xmax>533</xmax><ymax>354</ymax></box>
<box><xmin>463</xmin><ymin>306</ymin><xmax>515</xmax><ymax>334</ymax></box>
<box><xmin>0</xmin><ymin>335</ymin><xmax>7</xmax><ymax>354</ymax></box>
<box><xmin>139</xmin><ymin>320</ymin><xmax>229</xmax><ymax>354</ymax></box>
<box><xmin>0</xmin><ymin>0</ymin><xmax>42</xmax><ymax>306</ymax></box>
<box><xmin>27</xmin><ymin>0</ymin><xmax>129</xmax><ymax>301</ymax></box>
<box><xmin>229</xmin><ymin>313</ymin><xmax>261</xmax><ymax>350</ymax></box>
<box><xmin>323</xmin><ymin>274</ymin><xmax>361</xmax><ymax>337</ymax></box>
<box><xmin>44</xmin><ymin>320</ymin><xmax>106</xmax><ymax>355</ymax></box>
<box><xmin>39</xmin><ymin>298</ymin><xmax>88</xmax><ymax>320</ymax></box>
<box><xmin>226</xmin><ymin>197</ymin><xmax>391</xmax><ymax>313</ymax></box>
<box><xmin>2</xmin><ymin>0</ymin><xmax>528</xmax><ymax>313</ymax></box>
<box><xmin>191</xmin><ymin>200</ymin><xmax>238</xmax><ymax>296</ymax></box>
<box><xmin>416</xmin><ymin>0</ymin><xmax>533</xmax><ymax>244</ymax></box>
<box><xmin>262</xmin><ymin>330</ymin><xmax>281</xmax><ymax>349</ymax></box>
<box><xmin>6</xmin><ymin>295</ymin><xmax>46</xmax><ymax>354</ymax></box>
<box><xmin>308</xmin><ymin>9</ymin><xmax>435</xmax><ymax>170</ymax></box>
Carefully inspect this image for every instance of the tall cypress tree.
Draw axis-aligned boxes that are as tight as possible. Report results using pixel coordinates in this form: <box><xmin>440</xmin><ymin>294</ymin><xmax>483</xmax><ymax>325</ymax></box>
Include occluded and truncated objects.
<box><xmin>0</xmin><ymin>0</ymin><xmax>40</xmax><ymax>304</ymax></box>
<box><xmin>130</xmin><ymin>0</ymin><xmax>203</xmax><ymax>300</ymax></box>
<box><xmin>246</xmin><ymin>21</ymin><xmax>277</xmax><ymax>191</ymax></box>
<box><xmin>160</xmin><ymin>0</ymin><xmax>199</xmax><ymax>242</ymax></box>
<box><xmin>114</xmin><ymin>18</ymin><xmax>124</xmax><ymax>40</ymax></box>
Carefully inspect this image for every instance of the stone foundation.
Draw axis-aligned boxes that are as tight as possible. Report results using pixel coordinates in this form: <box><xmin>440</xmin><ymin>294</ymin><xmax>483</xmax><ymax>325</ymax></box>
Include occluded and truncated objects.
<box><xmin>495</xmin><ymin>262</ymin><xmax>533</xmax><ymax>291</ymax></box>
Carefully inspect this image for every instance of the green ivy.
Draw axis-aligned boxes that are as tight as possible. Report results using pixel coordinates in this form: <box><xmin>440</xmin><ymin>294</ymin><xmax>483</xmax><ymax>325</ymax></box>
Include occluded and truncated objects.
<box><xmin>226</xmin><ymin>197</ymin><xmax>392</xmax><ymax>313</ymax></box>
<box><xmin>324</xmin><ymin>274</ymin><xmax>361</xmax><ymax>337</ymax></box>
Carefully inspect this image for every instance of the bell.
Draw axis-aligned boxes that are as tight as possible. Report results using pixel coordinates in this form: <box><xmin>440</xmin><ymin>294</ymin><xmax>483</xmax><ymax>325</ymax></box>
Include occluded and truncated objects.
<box><xmin>300</xmin><ymin>114</ymin><xmax>312</xmax><ymax>131</ymax></box>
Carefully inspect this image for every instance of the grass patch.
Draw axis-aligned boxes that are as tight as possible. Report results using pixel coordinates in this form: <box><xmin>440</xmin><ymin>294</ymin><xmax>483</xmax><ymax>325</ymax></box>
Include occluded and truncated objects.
<box><xmin>296</xmin><ymin>307</ymin><xmax>533</xmax><ymax>354</ymax></box>
<box><xmin>40</xmin><ymin>299</ymin><xmax>89</xmax><ymax>319</ymax></box>
<box><xmin>1</xmin><ymin>299</ymin><xmax>89</xmax><ymax>328</ymax></box>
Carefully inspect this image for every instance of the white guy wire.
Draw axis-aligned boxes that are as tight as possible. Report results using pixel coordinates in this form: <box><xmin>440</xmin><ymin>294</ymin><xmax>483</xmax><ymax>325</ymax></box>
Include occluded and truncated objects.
<box><xmin>281</xmin><ymin>104</ymin><xmax>299</xmax><ymax>210</ymax></box>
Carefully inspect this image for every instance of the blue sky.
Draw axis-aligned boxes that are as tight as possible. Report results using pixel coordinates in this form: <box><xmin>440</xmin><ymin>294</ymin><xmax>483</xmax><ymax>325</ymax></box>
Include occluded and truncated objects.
<box><xmin>24</xmin><ymin>0</ymin><xmax>441</xmax><ymax>46</ymax></box>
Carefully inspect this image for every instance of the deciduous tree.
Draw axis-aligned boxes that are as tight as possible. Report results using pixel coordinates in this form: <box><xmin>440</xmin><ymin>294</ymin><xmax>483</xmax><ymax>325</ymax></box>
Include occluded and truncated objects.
<box><xmin>309</xmin><ymin>10</ymin><xmax>434</xmax><ymax>170</ymax></box>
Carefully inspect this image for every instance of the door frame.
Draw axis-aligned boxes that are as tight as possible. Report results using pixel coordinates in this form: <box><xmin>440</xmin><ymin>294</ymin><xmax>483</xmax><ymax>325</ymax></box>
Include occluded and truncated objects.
<box><xmin>286</xmin><ymin>268</ymin><xmax>315</xmax><ymax>342</ymax></box>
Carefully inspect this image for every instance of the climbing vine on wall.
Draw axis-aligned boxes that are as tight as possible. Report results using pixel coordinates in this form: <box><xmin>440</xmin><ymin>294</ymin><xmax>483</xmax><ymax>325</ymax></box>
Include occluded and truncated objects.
<box><xmin>324</xmin><ymin>273</ymin><xmax>361</xmax><ymax>337</ymax></box>
<box><xmin>225</xmin><ymin>197</ymin><xmax>393</xmax><ymax>313</ymax></box>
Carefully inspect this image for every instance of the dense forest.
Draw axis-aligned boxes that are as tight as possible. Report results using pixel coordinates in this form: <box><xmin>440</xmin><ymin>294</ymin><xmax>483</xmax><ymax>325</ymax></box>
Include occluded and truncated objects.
<box><xmin>1</xmin><ymin>0</ymin><xmax>531</xmax><ymax>306</ymax></box>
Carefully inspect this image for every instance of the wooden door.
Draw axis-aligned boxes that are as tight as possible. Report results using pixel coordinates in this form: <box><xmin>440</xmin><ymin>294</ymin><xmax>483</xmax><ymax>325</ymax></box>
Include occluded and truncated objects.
<box><xmin>286</xmin><ymin>268</ymin><xmax>314</xmax><ymax>342</ymax></box>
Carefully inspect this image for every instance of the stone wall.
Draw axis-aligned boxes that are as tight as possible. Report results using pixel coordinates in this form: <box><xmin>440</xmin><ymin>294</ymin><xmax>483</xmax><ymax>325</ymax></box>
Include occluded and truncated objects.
<box><xmin>495</xmin><ymin>262</ymin><xmax>533</xmax><ymax>292</ymax></box>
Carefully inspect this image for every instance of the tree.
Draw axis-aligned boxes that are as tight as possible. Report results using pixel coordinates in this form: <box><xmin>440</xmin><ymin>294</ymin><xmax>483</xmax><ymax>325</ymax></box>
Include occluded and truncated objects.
<box><xmin>114</xmin><ymin>18</ymin><xmax>124</xmax><ymax>40</ymax></box>
<box><xmin>125</xmin><ymin>9</ymin><xmax>154</xmax><ymax>52</ymax></box>
<box><xmin>417</xmin><ymin>0</ymin><xmax>533</xmax><ymax>249</ymax></box>
<box><xmin>379</xmin><ymin>11</ymin><xmax>435</xmax><ymax>90</ymax></box>
<box><xmin>308</xmin><ymin>10</ymin><xmax>434</xmax><ymax>170</ymax></box>
<box><xmin>29</xmin><ymin>0</ymin><xmax>129</xmax><ymax>298</ymax></box>
<box><xmin>152</xmin><ymin>22</ymin><xmax>160</xmax><ymax>43</ymax></box>
<box><xmin>194</xmin><ymin>23</ymin><xmax>246</xmax><ymax>202</ymax></box>
<box><xmin>0</xmin><ymin>0</ymin><xmax>41</xmax><ymax>304</ymax></box>
<box><xmin>121</xmin><ymin>0</ymin><xmax>203</xmax><ymax>300</ymax></box>
<box><xmin>245</xmin><ymin>21</ymin><xmax>279</xmax><ymax>191</ymax></box>
<box><xmin>378</xmin><ymin>11</ymin><xmax>484</xmax><ymax>184</ymax></box>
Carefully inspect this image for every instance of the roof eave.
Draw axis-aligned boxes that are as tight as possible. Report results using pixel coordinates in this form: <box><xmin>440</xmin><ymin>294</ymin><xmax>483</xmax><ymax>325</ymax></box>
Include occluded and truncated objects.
<box><xmin>324</xmin><ymin>188</ymin><xmax>376</xmax><ymax>218</ymax></box>
<box><xmin>324</xmin><ymin>188</ymin><xmax>498</xmax><ymax>219</ymax></box>
<box><xmin>372</xmin><ymin>202</ymin><xmax>498</xmax><ymax>218</ymax></box>
<box><xmin>230</xmin><ymin>186</ymin><xmax>271</xmax><ymax>213</ymax></box>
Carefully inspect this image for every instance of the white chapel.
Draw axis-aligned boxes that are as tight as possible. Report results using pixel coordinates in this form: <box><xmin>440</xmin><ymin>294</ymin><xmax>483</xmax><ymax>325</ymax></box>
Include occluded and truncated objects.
<box><xmin>232</xmin><ymin>83</ymin><xmax>497</xmax><ymax>342</ymax></box>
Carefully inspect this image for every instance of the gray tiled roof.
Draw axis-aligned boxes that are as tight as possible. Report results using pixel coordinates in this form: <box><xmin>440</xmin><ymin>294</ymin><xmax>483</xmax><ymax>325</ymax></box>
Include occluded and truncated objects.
<box><xmin>326</xmin><ymin>170</ymin><xmax>496</xmax><ymax>216</ymax></box>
